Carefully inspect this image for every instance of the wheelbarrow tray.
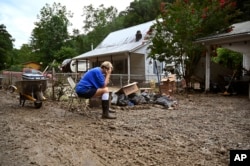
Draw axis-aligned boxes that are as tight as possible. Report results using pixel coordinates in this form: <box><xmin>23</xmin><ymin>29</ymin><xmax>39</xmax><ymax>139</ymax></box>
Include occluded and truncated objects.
<box><xmin>15</xmin><ymin>79</ymin><xmax>47</xmax><ymax>95</ymax></box>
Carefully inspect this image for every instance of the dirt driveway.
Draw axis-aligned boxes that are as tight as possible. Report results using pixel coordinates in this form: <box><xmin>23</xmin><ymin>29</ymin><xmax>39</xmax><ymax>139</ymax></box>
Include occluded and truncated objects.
<box><xmin>0</xmin><ymin>89</ymin><xmax>249</xmax><ymax>166</ymax></box>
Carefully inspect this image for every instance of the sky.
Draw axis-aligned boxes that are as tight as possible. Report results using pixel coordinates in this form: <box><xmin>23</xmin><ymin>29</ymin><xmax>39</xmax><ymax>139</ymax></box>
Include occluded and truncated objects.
<box><xmin>0</xmin><ymin>0</ymin><xmax>134</xmax><ymax>49</ymax></box>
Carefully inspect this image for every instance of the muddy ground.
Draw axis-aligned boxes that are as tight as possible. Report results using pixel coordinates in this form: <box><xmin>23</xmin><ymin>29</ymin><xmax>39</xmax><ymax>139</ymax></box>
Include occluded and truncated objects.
<box><xmin>0</xmin><ymin>89</ymin><xmax>249</xmax><ymax>166</ymax></box>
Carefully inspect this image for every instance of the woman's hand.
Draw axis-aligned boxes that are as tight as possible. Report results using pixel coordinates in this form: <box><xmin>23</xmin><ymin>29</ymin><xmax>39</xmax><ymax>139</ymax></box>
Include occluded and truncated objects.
<box><xmin>104</xmin><ymin>68</ymin><xmax>111</xmax><ymax>86</ymax></box>
<box><xmin>106</xmin><ymin>68</ymin><xmax>112</xmax><ymax>75</ymax></box>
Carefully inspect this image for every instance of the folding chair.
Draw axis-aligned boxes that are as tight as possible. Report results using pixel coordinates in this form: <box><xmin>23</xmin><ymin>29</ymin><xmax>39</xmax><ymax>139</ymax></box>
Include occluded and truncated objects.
<box><xmin>64</xmin><ymin>76</ymin><xmax>90</xmax><ymax>117</ymax></box>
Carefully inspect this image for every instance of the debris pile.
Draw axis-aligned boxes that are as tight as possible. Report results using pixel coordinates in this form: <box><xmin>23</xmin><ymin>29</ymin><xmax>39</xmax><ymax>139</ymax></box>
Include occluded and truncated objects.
<box><xmin>111</xmin><ymin>82</ymin><xmax>178</xmax><ymax>110</ymax></box>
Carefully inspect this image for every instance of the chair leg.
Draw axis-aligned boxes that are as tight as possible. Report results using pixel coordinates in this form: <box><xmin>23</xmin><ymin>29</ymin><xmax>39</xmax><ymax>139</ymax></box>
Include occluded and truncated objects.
<box><xmin>79</xmin><ymin>98</ymin><xmax>90</xmax><ymax>117</ymax></box>
<box><xmin>84</xmin><ymin>99</ymin><xmax>91</xmax><ymax>115</ymax></box>
<box><xmin>64</xmin><ymin>92</ymin><xmax>91</xmax><ymax>117</ymax></box>
<box><xmin>64</xmin><ymin>91</ymin><xmax>74</xmax><ymax>117</ymax></box>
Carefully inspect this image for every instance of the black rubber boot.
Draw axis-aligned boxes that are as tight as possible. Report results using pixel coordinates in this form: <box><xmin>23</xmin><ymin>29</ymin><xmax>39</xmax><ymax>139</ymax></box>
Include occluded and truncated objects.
<box><xmin>109</xmin><ymin>108</ymin><xmax>116</xmax><ymax>113</ymax></box>
<box><xmin>102</xmin><ymin>100</ymin><xmax>116</xmax><ymax>119</ymax></box>
<box><xmin>108</xmin><ymin>92</ymin><xmax>116</xmax><ymax>113</ymax></box>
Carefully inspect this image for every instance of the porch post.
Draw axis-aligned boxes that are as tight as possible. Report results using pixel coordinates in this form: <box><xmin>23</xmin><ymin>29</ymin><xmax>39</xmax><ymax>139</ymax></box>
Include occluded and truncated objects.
<box><xmin>249</xmin><ymin>83</ymin><xmax>250</xmax><ymax>100</ymax></box>
<box><xmin>127</xmin><ymin>52</ymin><xmax>131</xmax><ymax>84</ymax></box>
<box><xmin>205</xmin><ymin>46</ymin><xmax>211</xmax><ymax>92</ymax></box>
<box><xmin>243</xmin><ymin>54</ymin><xmax>250</xmax><ymax>99</ymax></box>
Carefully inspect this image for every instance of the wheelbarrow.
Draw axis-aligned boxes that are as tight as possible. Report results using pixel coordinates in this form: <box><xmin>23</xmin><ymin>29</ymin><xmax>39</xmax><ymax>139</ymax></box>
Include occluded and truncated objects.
<box><xmin>9</xmin><ymin>70</ymin><xmax>47</xmax><ymax>108</ymax></box>
<box><xmin>9</xmin><ymin>79</ymin><xmax>47</xmax><ymax>108</ymax></box>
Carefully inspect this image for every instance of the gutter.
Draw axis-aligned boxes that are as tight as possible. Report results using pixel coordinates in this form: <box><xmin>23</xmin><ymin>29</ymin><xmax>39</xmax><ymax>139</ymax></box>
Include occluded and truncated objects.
<box><xmin>195</xmin><ymin>32</ymin><xmax>250</xmax><ymax>44</ymax></box>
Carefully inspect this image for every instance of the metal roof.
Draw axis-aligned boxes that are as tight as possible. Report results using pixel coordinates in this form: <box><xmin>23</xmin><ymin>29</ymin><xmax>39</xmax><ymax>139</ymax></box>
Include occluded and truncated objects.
<box><xmin>196</xmin><ymin>21</ymin><xmax>250</xmax><ymax>45</ymax></box>
<box><xmin>73</xmin><ymin>20</ymin><xmax>156</xmax><ymax>60</ymax></box>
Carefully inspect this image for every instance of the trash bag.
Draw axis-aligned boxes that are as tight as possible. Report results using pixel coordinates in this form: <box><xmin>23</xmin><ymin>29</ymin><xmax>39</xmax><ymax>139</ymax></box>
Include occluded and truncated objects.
<box><xmin>154</xmin><ymin>96</ymin><xmax>174</xmax><ymax>109</ymax></box>
<box><xmin>117</xmin><ymin>94</ymin><xmax>129</xmax><ymax>106</ymax></box>
<box><xmin>141</xmin><ymin>91</ymin><xmax>151</xmax><ymax>102</ymax></box>
<box><xmin>130</xmin><ymin>94</ymin><xmax>147</xmax><ymax>105</ymax></box>
<box><xmin>111</xmin><ymin>92</ymin><xmax>118</xmax><ymax>105</ymax></box>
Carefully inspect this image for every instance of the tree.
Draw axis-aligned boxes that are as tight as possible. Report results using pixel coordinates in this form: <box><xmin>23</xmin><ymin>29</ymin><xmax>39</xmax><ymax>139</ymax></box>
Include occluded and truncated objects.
<box><xmin>15</xmin><ymin>44</ymin><xmax>39</xmax><ymax>63</ymax></box>
<box><xmin>82</xmin><ymin>4</ymin><xmax>118</xmax><ymax>34</ymax></box>
<box><xmin>54</xmin><ymin>46</ymin><xmax>77</xmax><ymax>62</ymax></box>
<box><xmin>81</xmin><ymin>4</ymin><xmax>118</xmax><ymax>50</ymax></box>
<box><xmin>123</xmin><ymin>0</ymin><xmax>169</xmax><ymax>27</ymax></box>
<box><xmin>212</xmin><ymin>48</ymin><xmax>242</xmax><ymax>70</ymax></box>
<box><xmin>148</xmin><ymin>0</ymin><xmax>240</xmax><ymax>84</ymax></box>
<box><xmin>0</xmin><ymin>24</ymin><xmax>14</xmax><ymax>70</ymax></box>
<box><xmin>235</xmin><ymin>0</ymin><xmax>250</xmax><ymax>22</ymax></box>
<box><xmin>30</xmin><ymin>2</ymin><xmax>72</xmax><ymax>66</ymax></box>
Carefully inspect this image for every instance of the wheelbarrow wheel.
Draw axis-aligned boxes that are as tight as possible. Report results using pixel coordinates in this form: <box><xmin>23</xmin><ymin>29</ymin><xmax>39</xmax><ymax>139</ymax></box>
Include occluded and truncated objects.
<box><xmin>34</xmin><ymin>101</ymin><xmax>42</xmax><ymax>108</ymax></box>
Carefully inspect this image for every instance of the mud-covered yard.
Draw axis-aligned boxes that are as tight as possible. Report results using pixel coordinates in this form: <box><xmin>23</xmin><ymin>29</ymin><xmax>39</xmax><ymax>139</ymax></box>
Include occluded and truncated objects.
<box><xmin>0</xmin><ymin>89</ymin><xmax>249</xmax><ymax>166</ymax></box>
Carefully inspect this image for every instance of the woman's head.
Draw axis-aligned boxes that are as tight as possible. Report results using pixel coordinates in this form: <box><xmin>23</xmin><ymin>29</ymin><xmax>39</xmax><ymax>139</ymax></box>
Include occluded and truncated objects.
<box><xmin>101</xmin><ymin>61</ymin><xmax>113</xmax><ymax>71</ymax></box>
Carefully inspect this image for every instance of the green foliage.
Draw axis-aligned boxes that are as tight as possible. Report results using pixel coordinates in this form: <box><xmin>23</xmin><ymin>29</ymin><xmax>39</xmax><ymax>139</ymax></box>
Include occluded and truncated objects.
<box><xmin>0</xmin><ymin>24</ymin><xmax>14</xmax><ymax>70</ymax></box>
<box><xmin>123</xmin><ymin>0</ymin><xmax>164</xmax><ymax>27</ymax></box>
<box><xmin>14</xmin><ymin>44</ymin><xmax>39</xmax><ymax>63</ymax></box>
<box><xmin>6</xmin><ymin>45</ymin><xmax>43</xmax><ymax>71</ymax></box>
<box><xmin>148</xmin><ymin>0</ymin><xmax>240</xmax><ymax>81</ymax></box>
<box><xmin>235</xmin><ymin>0</ymin><xmax>250</xmax><ymax>22</ymax></box>
<box><xmin>6</xmin><ymin>64</ymin><xmax>23</xmax><ymax>71</ymax></box>
<box><xmin>80</xmin><ymin>4</ymin><xmax>119</xmax><ymax>51</ymax></box>
<box><xmin>54</xmin><ymin>46</ymin><xmax>77</xmax><ymax>62</ymax></box>
<box><xmin>82</xmin><ymin>4</ymin><xmax>118</xmax><ymax>34</ymax></box>
<box><xmin>212</xmin><ymin>48</ymin><xmax>242</xmax><ymax>69</ymax></box>
<box><xmin>30</xmin><ymin>2</ymin><xmax>72</xmax><ymax>66</ymax></box>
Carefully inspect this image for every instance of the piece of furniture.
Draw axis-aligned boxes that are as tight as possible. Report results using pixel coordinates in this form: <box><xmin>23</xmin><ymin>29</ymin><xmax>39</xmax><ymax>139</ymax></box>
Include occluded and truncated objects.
<box><xmin>64</xmin><ymin>76</ymin><xmax>90</xmax><ymax>117</ymax></box>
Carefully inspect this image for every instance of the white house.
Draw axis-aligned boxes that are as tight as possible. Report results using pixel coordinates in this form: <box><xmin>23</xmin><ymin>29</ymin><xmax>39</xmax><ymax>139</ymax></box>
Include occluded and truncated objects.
<box><xmin>196</xmin><ymin>21</ymin><xmax>250</xmax><ymax>98</ymax></box>
<box><xmin>73</xmin><ymin>20</ymin><xmax>164</xmax><ymax>85</ymax></box>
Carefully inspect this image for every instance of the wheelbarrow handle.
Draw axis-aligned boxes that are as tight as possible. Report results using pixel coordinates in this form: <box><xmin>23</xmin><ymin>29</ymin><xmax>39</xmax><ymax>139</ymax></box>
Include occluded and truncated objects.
<box><xmin>8</xmin><ymin>85</ymin><xmax>17</xmax><ymax>93</ymax></box>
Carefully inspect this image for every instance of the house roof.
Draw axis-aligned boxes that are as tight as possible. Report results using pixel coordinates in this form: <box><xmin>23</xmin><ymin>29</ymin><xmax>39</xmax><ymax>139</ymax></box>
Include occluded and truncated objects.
<box><xmin>195</xmin><ymin>21</ymin><xmax>250</xmax><ymax>45</ymax></box>
<box><xmin>73</xmin><ymin>20</ymin><xmax>156</xmax><ymax>60</ymax></box>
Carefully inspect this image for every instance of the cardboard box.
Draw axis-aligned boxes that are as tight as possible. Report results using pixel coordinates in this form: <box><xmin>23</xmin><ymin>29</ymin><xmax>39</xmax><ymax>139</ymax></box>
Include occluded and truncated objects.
<box><xmin>116</xmin><ymin>82</ymin><xmax>139</xmax><ymax>96</ymax></box>
<box><xmin>160</xmin><ymin>74</ymin><xmax>176</xmax><ymax>95</ymax></box>
<box><xmin>160</xmin><ymin>82</ymin><xmax>176</xmax><ymax>95</ymax></box>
